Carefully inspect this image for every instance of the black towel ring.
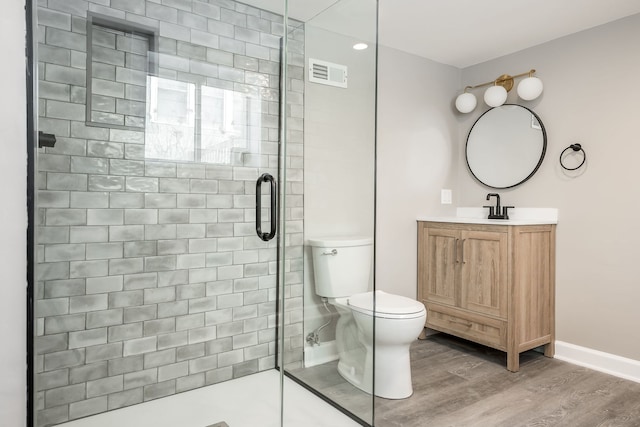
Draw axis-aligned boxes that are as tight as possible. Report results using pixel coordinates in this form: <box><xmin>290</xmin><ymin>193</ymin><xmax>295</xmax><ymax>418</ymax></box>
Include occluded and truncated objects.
<box><xmin>560</xmin><ymin>143</ymin><xmax>586</xmax><ymax>171</ymax></box>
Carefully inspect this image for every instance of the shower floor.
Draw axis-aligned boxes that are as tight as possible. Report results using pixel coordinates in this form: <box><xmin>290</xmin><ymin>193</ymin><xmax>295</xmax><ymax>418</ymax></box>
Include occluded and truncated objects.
<box><xmin>57</xmin><ymin>370</ymin><xmax>360</xmax><ymax>427</ymax></box>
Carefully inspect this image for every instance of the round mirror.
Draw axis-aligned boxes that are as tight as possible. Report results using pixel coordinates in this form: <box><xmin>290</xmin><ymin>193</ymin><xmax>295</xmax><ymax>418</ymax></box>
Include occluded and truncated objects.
<box><xmin>466</xmin><ymin>104</ymin><xmax>546</xmax><ymax>189</ymax></box>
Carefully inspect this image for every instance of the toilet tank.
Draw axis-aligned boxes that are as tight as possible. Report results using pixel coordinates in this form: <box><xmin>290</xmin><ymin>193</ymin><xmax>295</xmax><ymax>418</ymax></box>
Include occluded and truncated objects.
<box><xmin>309</xmin><ymin>237</ymin><xmax>373</xmax><ymax>298</ymax></box>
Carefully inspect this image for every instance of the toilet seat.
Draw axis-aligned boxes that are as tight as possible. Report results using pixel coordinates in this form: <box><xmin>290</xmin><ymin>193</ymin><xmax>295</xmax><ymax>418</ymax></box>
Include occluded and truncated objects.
<box><xmin>347</xmin><ymin>290</ymin><xmax>426</xmax><ymax>319</ymax></box>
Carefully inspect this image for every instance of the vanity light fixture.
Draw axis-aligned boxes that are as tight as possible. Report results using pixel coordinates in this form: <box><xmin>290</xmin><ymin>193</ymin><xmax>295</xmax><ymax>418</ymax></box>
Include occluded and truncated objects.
<box><xmin>455</xmin><ymin>69</ymin><xmax>543</xmax><ymax>113</ymax></box>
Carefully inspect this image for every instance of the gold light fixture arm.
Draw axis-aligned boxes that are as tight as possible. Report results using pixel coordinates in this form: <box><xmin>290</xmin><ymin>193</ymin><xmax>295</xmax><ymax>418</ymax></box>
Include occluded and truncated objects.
<box><xmin>464</xmin><ymin>69</ymin><xmax>536</xmax><ymax>93</ymax></box>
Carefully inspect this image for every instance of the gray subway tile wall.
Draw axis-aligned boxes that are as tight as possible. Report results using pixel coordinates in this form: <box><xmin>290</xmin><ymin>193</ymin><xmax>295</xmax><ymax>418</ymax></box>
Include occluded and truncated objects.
<box><xmin>35</xmin><ymin>0</ymin><xmax>304</xmax><ymax>425</ymax></box>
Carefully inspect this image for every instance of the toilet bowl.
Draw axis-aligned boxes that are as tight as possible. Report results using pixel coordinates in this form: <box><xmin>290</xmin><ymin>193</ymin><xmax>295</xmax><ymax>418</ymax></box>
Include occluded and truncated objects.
<box><xmin>309</xmin><ymin>237</ymin><xmax>426</xmax><ymax>399</ymax></box>
<box><xmin>337</xmin><ymin>290</ymin><xmax>426</xmax><ymax>399</ymax></box>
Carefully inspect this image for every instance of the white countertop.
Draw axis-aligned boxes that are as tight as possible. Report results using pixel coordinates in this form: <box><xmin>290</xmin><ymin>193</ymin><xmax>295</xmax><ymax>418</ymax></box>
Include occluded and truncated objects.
<box><xmin>417</xmin><ymin>207</ymin><xmax>558</xmax><ymax>225</ymax></box>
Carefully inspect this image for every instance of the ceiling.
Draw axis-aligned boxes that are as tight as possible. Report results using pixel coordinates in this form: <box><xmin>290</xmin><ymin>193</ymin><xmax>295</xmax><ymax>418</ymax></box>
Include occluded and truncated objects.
<box><xmin>242</xmin><ymin>0</ymin><xmax>640</xmax><ymax>68</ymax></box>
<box><xmin>379</xmin><ymin>0</ymin><xmax>640</xmax><ymax>68</ymax></box>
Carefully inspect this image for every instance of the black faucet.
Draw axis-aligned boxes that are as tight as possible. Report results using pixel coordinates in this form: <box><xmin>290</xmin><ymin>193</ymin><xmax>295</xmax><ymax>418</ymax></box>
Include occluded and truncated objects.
<box><xmin>484</xmin><ymin>193</ymin><xmax>514</xmax><ymax>220</ymax></box>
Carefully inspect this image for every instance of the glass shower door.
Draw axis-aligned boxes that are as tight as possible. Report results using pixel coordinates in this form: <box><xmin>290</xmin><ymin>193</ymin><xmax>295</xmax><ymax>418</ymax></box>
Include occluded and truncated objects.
<box><xmin>32</xmin><ymin>0</ymin><xmax>293</xmax><ymax>425</ymax></box>
<box><xmin>281</xmin><ymin>0</ymin><xmax>378</xmax><ymax>425</ymax></box>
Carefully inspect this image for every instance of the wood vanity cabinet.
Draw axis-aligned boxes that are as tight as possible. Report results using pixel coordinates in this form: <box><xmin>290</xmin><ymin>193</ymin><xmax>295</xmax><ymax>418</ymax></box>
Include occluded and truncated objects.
<box><xmin>417</xmin><ymin>221</ymin><xmax>556</xmax><ymax>372</ymax></box>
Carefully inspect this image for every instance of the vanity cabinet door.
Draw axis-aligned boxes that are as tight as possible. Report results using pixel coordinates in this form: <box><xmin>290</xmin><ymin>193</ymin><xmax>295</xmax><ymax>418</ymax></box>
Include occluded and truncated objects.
<box><xmin>418</xmin><ymin>225</ymin><xmax>458</xmax><ymax>308</ymax></box>
<box><xmin>459</xmin><ymin>230</ymin><xmax>508</xmax><ymax>319</ymax></box>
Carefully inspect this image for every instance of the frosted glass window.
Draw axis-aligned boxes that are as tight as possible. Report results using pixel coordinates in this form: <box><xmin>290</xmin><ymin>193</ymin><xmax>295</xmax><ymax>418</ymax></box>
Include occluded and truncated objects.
<box><xmin>145</xmin><ymin>76</ymin><xmax>196</xmax><ymax>162</ymax></box>
<box><xmin>200</xmin><ymin>86</ymin><xmax>262</xmax><ymax>165</ymax></box>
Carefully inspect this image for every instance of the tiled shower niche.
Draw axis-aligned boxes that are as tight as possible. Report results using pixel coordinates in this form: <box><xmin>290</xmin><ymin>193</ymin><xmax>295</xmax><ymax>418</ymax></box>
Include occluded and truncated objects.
<box><xmin>86</xmin><ymin>16</ymin><xmax>156</xmax><ymax>129</ymax></box>
<box><xmin>35</xmin><ymin>1</ymin><xmax>304</xmax><ymax>425</ymax></box>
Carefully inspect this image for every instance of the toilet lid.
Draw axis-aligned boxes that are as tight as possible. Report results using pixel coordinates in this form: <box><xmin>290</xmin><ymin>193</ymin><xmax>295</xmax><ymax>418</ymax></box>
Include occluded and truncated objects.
<box><xmin>347</xmin><ymin>290</ymin><xmax>425</xmax><ymax>315</ymax></box>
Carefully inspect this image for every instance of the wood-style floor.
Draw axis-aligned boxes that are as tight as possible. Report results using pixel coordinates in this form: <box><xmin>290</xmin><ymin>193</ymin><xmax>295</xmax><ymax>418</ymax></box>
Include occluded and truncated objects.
<box><xmin>291</xmin><ymin>333</ymin><xmax>640</xmax><ymax>427</ymax></box>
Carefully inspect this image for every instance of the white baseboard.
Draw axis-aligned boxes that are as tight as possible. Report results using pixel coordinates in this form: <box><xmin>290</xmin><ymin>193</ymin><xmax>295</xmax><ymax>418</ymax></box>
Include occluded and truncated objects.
<box><xmin>555</xmin><ymin>341</ymin><xmax>640</xmax><ymax>383</ymax></box>
<box><xmin>304</xmin><ymin>340</ymin><xmax>338</xmax><ymax>368</ymax></box>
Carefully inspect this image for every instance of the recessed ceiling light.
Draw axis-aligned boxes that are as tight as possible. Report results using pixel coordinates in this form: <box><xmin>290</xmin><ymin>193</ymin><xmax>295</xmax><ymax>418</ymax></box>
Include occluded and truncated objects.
<box><xmin>353</xmin><ymin>43</ymin><xmax>368</xmax><ymax>50</ymax></box>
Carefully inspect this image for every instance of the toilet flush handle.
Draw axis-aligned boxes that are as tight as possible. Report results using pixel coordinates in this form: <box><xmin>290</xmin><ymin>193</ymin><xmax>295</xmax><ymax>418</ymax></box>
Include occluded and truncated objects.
<box><xmin>322</xmin><ymin>249</ymin><xmax>338</xmax><ymax>256</ymax></box>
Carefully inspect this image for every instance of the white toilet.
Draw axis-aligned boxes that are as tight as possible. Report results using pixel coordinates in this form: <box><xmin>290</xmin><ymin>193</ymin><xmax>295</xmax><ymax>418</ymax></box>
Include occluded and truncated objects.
<box><xmin>309</xmin><ymin>237</ymin><xmax>426</xmax><ymax>399</ymax></box>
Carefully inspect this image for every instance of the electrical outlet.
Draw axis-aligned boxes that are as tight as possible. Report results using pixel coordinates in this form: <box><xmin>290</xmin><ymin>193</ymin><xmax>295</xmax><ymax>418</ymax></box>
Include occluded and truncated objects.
<box><xmin>441</xmin><ymin>189</ymin><xmax>452</xmax><ymax>204</ymax></box>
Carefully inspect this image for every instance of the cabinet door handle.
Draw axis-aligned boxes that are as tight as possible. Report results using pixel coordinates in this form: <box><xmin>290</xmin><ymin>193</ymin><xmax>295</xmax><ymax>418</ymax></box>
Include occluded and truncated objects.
<box><xmin>454</xmin><ymin>238</ymin><xmax>458</xmax><ymax>263</ymax></box>
<box><xmin>448</xmin><ymin>318</ymin><xmax>472</xmax><ymax>327</ymax></box>
<box><xmin>461</xmin><ymin>239</ymin><xmax>466</xmax><ymax>264</ymax></box>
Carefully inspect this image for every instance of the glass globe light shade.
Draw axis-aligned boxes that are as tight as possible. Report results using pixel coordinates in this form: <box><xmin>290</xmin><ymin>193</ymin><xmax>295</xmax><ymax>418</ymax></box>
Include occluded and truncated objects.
<box><xmin>455</xmin><ymin>92</ymin><xmax>477</xmax><ymax>113</ymax></box>
<box><xmin>517</xmin><ymin>76</ymin><xmax>543</xmax><ymax>101</ymax></box>
<box><xmin>484</xmin><ymin>85</ymin><xmax>508</xmax><ymax>107</ymax></box>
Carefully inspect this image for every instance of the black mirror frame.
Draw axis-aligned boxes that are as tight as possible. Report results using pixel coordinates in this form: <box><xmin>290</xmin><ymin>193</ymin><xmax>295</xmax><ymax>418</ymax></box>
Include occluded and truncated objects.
<box><xmin>465</xmin><ymin>104</ymin><xmax>547</xmax><ymax>189</ymax></box>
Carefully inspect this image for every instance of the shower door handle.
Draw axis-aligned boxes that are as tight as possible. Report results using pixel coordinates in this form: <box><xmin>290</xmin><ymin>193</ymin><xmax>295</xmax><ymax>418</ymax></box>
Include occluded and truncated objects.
<box><xmin>255</xmin><ymin>173</ymin><xmax>277</xmax><ymax>242</ymax></box>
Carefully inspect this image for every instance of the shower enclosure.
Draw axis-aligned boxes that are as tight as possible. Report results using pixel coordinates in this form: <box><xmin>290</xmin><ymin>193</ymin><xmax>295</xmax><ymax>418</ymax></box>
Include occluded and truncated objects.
<box><xmin>31</xmin><ymin>0</ymin><xmax>378</xmax><ymax>425</ymax></box>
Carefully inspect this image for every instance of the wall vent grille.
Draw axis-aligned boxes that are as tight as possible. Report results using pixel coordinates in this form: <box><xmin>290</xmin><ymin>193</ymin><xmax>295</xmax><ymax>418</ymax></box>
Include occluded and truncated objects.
<box><xmin>308</xmin><ymin>58</ymin><xmax>348</xmax><ymax>88</ymax></box>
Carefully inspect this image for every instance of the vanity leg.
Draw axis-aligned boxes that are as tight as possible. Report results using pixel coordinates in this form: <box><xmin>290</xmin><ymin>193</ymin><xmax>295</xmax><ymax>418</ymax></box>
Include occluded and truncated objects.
<box><xmin>543</xmin><ymin>341</ymin><xmax>555</xmax><ymax>358</ymax></box>
<box><xmin>507</xmin><ymin>351</ymin><xmax>520</xmax><ymax>372</ymax></box>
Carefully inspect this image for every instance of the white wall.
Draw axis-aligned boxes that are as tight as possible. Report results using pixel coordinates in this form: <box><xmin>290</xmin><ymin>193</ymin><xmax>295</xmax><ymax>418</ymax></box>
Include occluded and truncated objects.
<box><xmin>375</xmin><ymin>46</ymin><xmax>459</xmax><ymax>299</ymax></box>
<box><xmin>457</xmin><ymin>14</ymin><xmax>640</xmax><ymax>361</ymax></box>
<box><xmin>0</xmin><ymin>1</ymin><xmax>28</xmax><ymax>425</ymax></box>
